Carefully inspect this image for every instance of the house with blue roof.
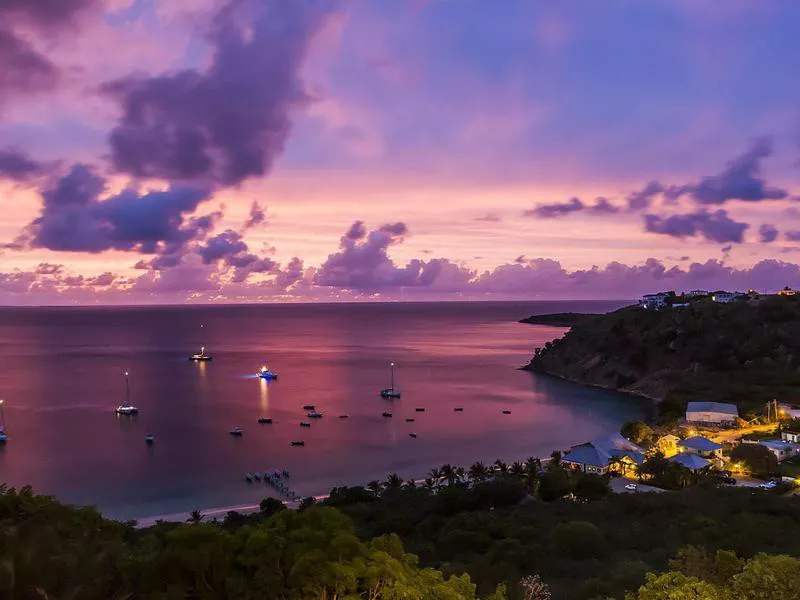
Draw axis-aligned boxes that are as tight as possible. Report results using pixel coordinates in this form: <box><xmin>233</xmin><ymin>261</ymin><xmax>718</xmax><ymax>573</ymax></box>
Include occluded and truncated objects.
<box><xmin>668</xmin><ymin>453</ymin><xmax>711</xmax><ymax>471</ymax></box>
<box><xmin>757</xmin><ymin>439</ymin><xmax>800</xmax><ymax>462</ymax></box>
<box><xmin>562</xmin><ymin>433</ymin><xmax>646</xmax><ymax>476</ymax></box>
<box><xmin>678</xmin><ymin>436</ymin><xmax>724</xmax><ymax>461</ymax></box>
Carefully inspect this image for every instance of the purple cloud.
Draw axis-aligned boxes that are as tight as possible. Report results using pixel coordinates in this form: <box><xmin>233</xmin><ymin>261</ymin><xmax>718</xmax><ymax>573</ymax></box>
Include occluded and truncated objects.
<box><xmin>197</xmin><ymin>229</ymin><xmax>276</xmax><ymax>282</ymax></box>
<box><xmin>759</xmin><ymin>224</ymin><xmax>779</xmax><ymax>243</ymax></box>
<box><xmin>644</xmin><ymin>209</ymin><xmax>749</xmax><ymax>243</ymax></box>
<box><xmin>243</xmin><ymin>201</ymin><xmax>266</xmax><ymax>230</ymax></box>
<box><xmin>0</xmin><ymin>148</ymin><xmax>47</xmax><ymax>182</ymax></box>
<box><xmin>16</xmin><ymin>164</ymin><xmax>212</xmax><ymax>254</ymax></box>
<box><xmin>103</xmin><ymin>0</ymin><xmax>332</xmax><ymax>186</ymax></box>
<box><xmin>587</xmin><ymin>197</ymin><xmax>620</xmax><ymax>215</ymax></box>
<box><xmin>475</xmin><ymin>212</ymin><xmax>501</xmax><ymax>222</ymax></box>
<box><xmin>785</xmin><ymin>231</ymin><xmax>800</xmax><ymax>242</ymax></box>
<box><xmin>524</xmin><ymin>197</ymin><xmax>583</xmax><ymax>218</ymax></box>
<box><xmin>689</xmin><ymin>138</ymin><xmax>788</xmax><ymax>205</ymax></box>
<box><xmin>626</xmin><ymin>180</ymin><xmax>664</xmax><ymax>211</ymax></box>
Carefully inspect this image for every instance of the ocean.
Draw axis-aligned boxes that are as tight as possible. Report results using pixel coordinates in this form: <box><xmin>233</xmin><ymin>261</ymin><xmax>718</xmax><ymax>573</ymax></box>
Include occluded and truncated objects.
<box><xmin>0</xmin><ymin>300</ymin><xmax>649</xmax><ymax>521</ymax></box>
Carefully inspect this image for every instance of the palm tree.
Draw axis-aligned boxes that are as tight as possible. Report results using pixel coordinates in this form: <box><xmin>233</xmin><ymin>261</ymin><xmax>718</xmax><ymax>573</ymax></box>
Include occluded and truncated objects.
<box><xmin>366</xmin><ymin>480</ymin><xmax>383</xmax><ymax>497</ymax></box>
<box><xmin>468</xmin><ymin>461</ymin><xmax>488</xmax><ymax>484</ymax></box>
<box><xmin>440</xmin><ymin>464</ymin><xmax>457</xmax><ymax>486</ymax></box>
<box><xmin>455</xmin><ymin>466</ymin><xmax>466</xmax><ymax>484</ymax></box>
<box><xmin>187</xmin><ymin>510</ymin><xmax>203</xmax><ymax>524</ymax></box>
<box><xmin>402</xmin><ymin>479</ymin><xmax>417</xmax><ymax>491</ymax></box>
<box><xmin>423</xmin><ymin>477</ymin><xmax>436</xmax><ymax>492</ymax></box>
<box><xmin>510</xmin><ymin>461</ymin><xmax>526</xmax><ymax>478</ymax></box>
<box><xmin>428</xmin><ymin>467</ymin><xmax>442</xmax><ymax>489</ymax></box>
<box><xmin>385</xmin><ymin>472</ymin><xmax>403</xmax><ymax>492</ymax></box>
<box><xmin>493</xmin><ymin>459</ymin><xmax>508</xmax><ymax>475</ymax></box>
<box><xmin>549</xmin><ymin>450</ymin><xmax>562</xmax><ymax>466</ymax></box>
<box><xmin>525</xmin><ymin>456</ymin><xmax>542</xmax><ymax>473</ymax></box>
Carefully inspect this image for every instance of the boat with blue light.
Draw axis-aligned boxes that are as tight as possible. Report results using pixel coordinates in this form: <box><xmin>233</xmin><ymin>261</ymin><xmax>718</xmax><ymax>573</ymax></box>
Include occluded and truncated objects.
<box><xmin>257</xmin><ymin>365</ymin><xmax>278</xmax><ymax>380</ymax></box>
<box><xmin>144</xmin><ymin>433</ymin><xmax>154</xmax><ymax>444</ymax></box>
<box><xmin>189</xmin><ymin>346</ymin><xmax>212</xmax><ymax>361</ymax></box>
<box><xmin>307</xmin><ymin>410</ymin><xmax>323</xmax><ymax>418</ymax></box>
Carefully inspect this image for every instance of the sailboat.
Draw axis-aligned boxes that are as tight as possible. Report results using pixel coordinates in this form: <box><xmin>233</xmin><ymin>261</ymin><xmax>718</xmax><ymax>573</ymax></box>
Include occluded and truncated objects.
<box><xmin>189</xmin><ymin>345</ymin><xmax>212</xmax><ymax>361</ymax></box>
<box><xmin>380</xmin><ymin>362</ymin><xmax>401</xmax><ymax>398</ymax></box>
<box><xmin>0</xmin><ymin>399</ymin><xmax>8</xmax><ymax>443</ymax></box>
<box><xmin>115</xmin><ymin>371</ymin><xmax>139</xmax><ymax>415</ymax></box>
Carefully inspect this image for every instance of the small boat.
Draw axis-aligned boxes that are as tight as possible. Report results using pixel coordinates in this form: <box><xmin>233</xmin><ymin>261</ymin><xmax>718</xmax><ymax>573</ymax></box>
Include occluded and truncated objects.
<box><xmin>230</xmin><ymin>427</ymin><xmax>243</xmax><ymax>436</ymax></box>
<box><xmin>189</xmin><ymin>346</ymin><xmax>212</xmax><ymax>361</ymax></box>
<box><xmin>405</xmin><ymin>418</ymin><xmax>415</xmax><ymax>423</ymax></box>
<box><xmin>0</xmin><ymin>399</ymin><xmax>8</xmax><ymax>443</ymax></box>
<box><xmin>307</xmin><ymin>410</ymin><xmax>323</xmax><ymax>418</ymax></box>
<box><xmin>257</xmin><ymin>417</ymin><xmax>273</xmax><ymax>424</ymax></box>
<box><xmin>409</xmin><ymin>432</ymin><xmax>417</xmax><ymax>439</ymax></box>
<box><xmin>302</xmin><ymin>404</ymin><xmax>316</xmax><ymax>411</ymax></box>
<box><xmin>299</xmin><ymin>422</ymin><xmax>311</xmax><ymax>428</ymax></box>
<box><xmin>290</xmin><ymin>441</ymin><xmax>305</xmax><ymax>447</ymax></box>
<box><xmin>115</xmin><ymin>372</ymin><xmax>139</xmax><ymax>415</ymax></box>
<box><xmin>253</xmin><ymin>472</ymin><xmax>262</xmax><ymax>481</ymax></box>
<box><xmin>144</xmin><ymin>433</ymin><xmax>154</xmax><ymax>444</ymax></box>
<box><xmin>257</xmin><ymin>365</ymin><xmax>278</xmax><ymax>380</ymax></box>
<box><xmin>454</xmin><ymin>407</ymin><xmax>464</xmax><ymax>412</ymax></box>
<box><xmin>502</xmin><ymin>410</ymin><xmax>511</xmax><ymax>415</ymax></box>
<box><xmin>338</xmin><ymin>414</ymin><xmax>350</xmax><ymax>419</ymax></box>
<box><xmin>415</xmin><ymin>407</ymin><xmax>425</xmax><ymax>412</ymax></box>
<box><xmin>382</xmin><ymin>411</ymin><xmax>393</xmax><ymax>418</ymax></box>
<box><xmin>380</xmin><ymin>361</ymin><xmax>401</xmax><ymax>398</ymax></box>
<box><xmin>245</xmin><ymin>473</ymin><xmax>254</xmax><ymax>483</ymax></box>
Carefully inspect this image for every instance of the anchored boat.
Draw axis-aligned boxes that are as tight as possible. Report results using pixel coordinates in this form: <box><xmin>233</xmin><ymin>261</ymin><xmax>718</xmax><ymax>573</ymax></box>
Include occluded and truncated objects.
<box><xmin>380</xmin><ymin>362</ymin><xmax>401</xmax><ymax>398</ymax></box>
<box><xmin>115</xmin><ymin>372</ymin><xmax>139</xmax><ymax>415</ymax></box>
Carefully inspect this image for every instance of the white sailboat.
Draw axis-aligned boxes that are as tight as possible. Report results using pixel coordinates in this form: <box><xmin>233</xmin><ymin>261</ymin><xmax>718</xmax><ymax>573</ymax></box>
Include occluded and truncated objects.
<box><xmin>189</xmin><ymin>345</ymin><xmax>212</xmax><ymax>361</ymax></box>
<box><xmin>0</xmin><ymin>399</ymin><xmax>8</xmax><ymax>443</ymax></box>
<box><xmin>380</xmin><ymin>362</ymin><xmax>401</xmax><ymax>398</ymax></box>
<box><xmin>116</xmin><ymin>371</ymin><xmax>139</xmax><ymax>415</ymax></box>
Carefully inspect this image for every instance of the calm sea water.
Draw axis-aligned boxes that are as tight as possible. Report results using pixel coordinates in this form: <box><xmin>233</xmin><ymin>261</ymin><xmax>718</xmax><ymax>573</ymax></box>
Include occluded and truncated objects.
<box><xmin>0</xmin><ymin>301</ymin><xmax>648</xmax><ymax>521</ymax></box>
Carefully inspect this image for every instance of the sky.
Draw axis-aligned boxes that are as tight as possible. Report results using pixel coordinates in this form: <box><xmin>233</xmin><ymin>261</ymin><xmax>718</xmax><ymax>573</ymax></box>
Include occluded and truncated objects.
<box><xmin>1</xmin><ymin>0</ymin><xmax>800</xmax><ymax>304</ymax></box>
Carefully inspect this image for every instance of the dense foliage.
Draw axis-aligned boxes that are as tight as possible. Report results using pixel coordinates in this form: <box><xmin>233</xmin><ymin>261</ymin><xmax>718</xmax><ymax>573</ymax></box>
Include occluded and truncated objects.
<box><xmin>526</xmin><ymin>296</ymin><xmax>800</xmax><ymax>421</ymax></box>
<box><xmin>2</xmin><ymin>476</ymin><xmax>800</xmax><ymax>600</ymax></box>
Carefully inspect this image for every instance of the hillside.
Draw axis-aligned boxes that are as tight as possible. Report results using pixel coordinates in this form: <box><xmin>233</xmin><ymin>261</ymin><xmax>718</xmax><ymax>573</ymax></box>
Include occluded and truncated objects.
<box><xmin>524</xmin><ymin>295</ymin><xmax>800</xmax><ymax>421</ymax></box>
<box><xmin>518</xmin><ymin>312</ymin><xmax>598</xmax><ymax>326</ymax></box>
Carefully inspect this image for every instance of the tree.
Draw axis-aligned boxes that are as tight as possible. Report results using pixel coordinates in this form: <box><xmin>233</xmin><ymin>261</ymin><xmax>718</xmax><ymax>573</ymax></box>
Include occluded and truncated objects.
<box><xmin>385</xmin><ymin>472</ymin><xmax>404</xmax><ymax>492</ymax></box>
<box><xmin>631</xmin><ymin>571</ymin><xmax>723</xmax><ymax>600</ymax></box>
<box><xmin>298</xmin><ymin>496</ymin><xmax>316</xmax><ymax>511</ymax></box>
<box><xmin>441</xmin><ymin>464</ymin><xmax>458</xmax><ymax>486</ymax></box>
<box><xmin>520</xmin><ymin>574</ymin><xmax>551</xmax><ymax>600</ymax></box>
<box><xmin>729</xmin><ymin>553</ymin><xmax>800</xmax><ymax>599</ymax></box>
<box><xmin>469</xmin><ymin>461</ymin><xmax>488</xmax><ymax>484</ymax></box>
<box><xmin>494</xmin><ymin>459</ymin><xmax>509</xmax><ymax>475</ymax></box>
<box><xmin>573</xmin><ymin>473</ymin><xmax>610</xmax><ymax>501</ymax></box>
<box><xmin>367</xmin><ymin>480</ymin><xmax>383</xmax><ymax>496</ymax></box>
<box><xmin>259</xmin><ymin>497</ymin><xmax>286</xmax><ymax>518</ymax></box>
<box><xmin>187</xmin><ymin>509</ymin><xmax>203</xmax><ymax>523</ymax></box>
<box><xmin>510</xmin><ymin>461</ymin><xmax>526</xmax><ymax>478</ymax></box>
<box><xmin>621</xmin><ymin>421</ymin><xmax>655</xmax><ymax>446</ymax></box>
<box><xmin>730</xmin><ymin>443</ymin><xmax>779</xmax><ymax>478</ymax></box>
<box><xmin>538</xmin><ymin>467</ymin><xmax>572</xmax><ymax>501</ymax></box>
<box><xmin>554</xmin><ymin>521</ymin><xmax>605</xmax><ymax>560</ymax></box>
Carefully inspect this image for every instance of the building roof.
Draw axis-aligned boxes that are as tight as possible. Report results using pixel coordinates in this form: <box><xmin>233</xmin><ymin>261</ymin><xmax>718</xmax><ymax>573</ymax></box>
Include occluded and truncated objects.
<box><xmin>678</xmin><ymin>436</ymin><xmax>723</xmax><ymax>452</ymax></box>
<box><xmin>562</xmin><ymin>433</ymin><xmax>646</xmax><ymax>469</ymax></box>
<box><xmin>760</xmin><ymin>440</ymin><xmax>796</xmax><ymax>452</ymax></box>
<box><xmin>668</xmin><ymin>453</ymin><xmax>711</xmax><ymax>470</ymax></box>
<box><xmin>686</xmin><ymin>401</ymin><xmax>738</xmax><ymax>416</ymax></box>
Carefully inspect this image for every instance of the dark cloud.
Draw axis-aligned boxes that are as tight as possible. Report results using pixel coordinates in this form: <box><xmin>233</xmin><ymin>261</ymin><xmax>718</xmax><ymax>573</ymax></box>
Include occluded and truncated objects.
<box><xmin>103</xmin><ymin>0</ymin><xmax>331</xmax><ymax>186</ymax></box>
<box><xmin>759</xmin><ymin>224</ymin><xmax>779</xmax><ymax>243</ymax></box>
<box><xmin>475</xmin><ymin>212</ymin><xmax>501</xmax><ymax>222</ymax></box>
<box><xmin>344</xmin><ymin>220</ymin><xmax>367</xmax><ymax>241</ymax></box>
<box><xmin>626</xmin><ymin>180</ymin><xmax>664</xmax><ymax>211</ymax></box>
<box><xmin>524</xmin><ymin>197</ymin><xmax>583</xmax><ymax>218</ymax></box>
<box><xmin>34</xmin><ymin>263</ymin><xmax>63</xmax><ymax>275</ymax></box>
<box><xmin>721</xmin><ymin>244</ymin><xmax>732</xmax><ymax>254</ymax></box>
<box><xmin>0</xmin><ymin>0</ymin><xmax>99</xmax><ymax>109</ymax></box>
<box><xmin>197</xmin><ymin>229</ymin><xmax>276</xmax><ymax>282</ymax></box>
<box><xmin>644</xmin><ymin>209</ymin><xmax>749</xmax><ymax>243</ymax></box>
<box><xmin>243</xmin><ymin>201</ymin><xmax>266</xmax><ymax>230</ymax></box>
<box><xmin>690</xmin><ymin>138</ymin><xmax>787</xmax><ymax>205</ymax></box>
<box><xmin>587</xmin><ymin>197</ymin><xmax>620</xmax><ymax>215</ymax></box>
<box><xmin>514</xmin><ymin>255</ymin><xmax>526</xmax><ymax>264</ymax></box>
<box><xmin>0</xmin><ymin>148</ymin><xmax>48</xmax><ymax>182</ymax></box>
<box><xmin>16</xmin><ymin>164</ymin><xmax>212</xmax><ymax>254</ymax></box>
<box><xmin>785</xmin><ymin>231</ymin><xmax>800</xmax><ymax>242</ymax></box>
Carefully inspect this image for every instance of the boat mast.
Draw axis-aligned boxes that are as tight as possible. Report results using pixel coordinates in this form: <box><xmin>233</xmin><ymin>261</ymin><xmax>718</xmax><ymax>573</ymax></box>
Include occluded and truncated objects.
<box><xmin>390</xmin><ymin>362</ymin><xmax>395</xmax><ymax>390</ymax></box>
<box><xmin>0</xmin><ymin>399</ymin><xmax>5</xmax><ymax>431</ymax></box>
<box><xmin>125</xmin><ymin>371</ymin><xmax>130</xmax><ymax>405</ymax></box>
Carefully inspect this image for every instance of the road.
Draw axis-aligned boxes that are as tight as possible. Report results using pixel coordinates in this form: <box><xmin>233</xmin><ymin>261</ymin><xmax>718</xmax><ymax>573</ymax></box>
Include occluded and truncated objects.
<box><xmin>706</xmin><ymin>424</ymin><xmax>778</xmax><ymax>445</ymax></box>
<box><xmin>610</xmin><ymin>478</ymin><xmax>666</xmax><ymax>494</ymax></box>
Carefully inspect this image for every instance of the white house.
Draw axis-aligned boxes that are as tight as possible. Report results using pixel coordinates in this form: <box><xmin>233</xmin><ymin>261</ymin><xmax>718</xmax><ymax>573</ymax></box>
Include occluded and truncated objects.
<box><xmin>685</xmin><ymin>401</ymin><xmax>738</xmax><ymax>425</ymax></box>
<box><xmin>640</xmin><ymin>292</ymin><xmax>670</xmax><ymax>310</ymax></box>
<box><xmin>685</xmin><ymin>290</ymin><xmax>709</xmax><ymax>298</ymax></box>
<box><xmin>779</xmin><ymin>404</ymin><xmax>800</xmax><ymax>419</ymax></box>
<box><xmin>782</xmin><ymin>430</ymin><xmax>800</xmax><ymax>444</ymax></box>
<box><xmin>757</xmin><ymin>440</ymin><xmax>800</xmax><ymax>462</ymax></box>
<box><xmin>778</xmin><ymin>287</ymin><xmax>799</xmax><ymax>296</ymax></box>
<box><xmin>711</xmin><ymin>291</ymin><xmax>743</xmax><ymax>303</ymax></box>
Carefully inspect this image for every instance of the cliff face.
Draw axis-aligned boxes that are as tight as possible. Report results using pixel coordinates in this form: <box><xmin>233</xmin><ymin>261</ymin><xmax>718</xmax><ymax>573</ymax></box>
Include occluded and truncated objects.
<box><xmin>524</xmin><ymin>296</ymin><xmax>800</xmax><ymax>419</ymax></box>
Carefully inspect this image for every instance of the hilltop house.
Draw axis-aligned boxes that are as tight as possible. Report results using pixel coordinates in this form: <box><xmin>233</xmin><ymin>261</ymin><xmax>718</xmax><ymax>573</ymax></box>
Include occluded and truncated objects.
<box><xmin>782</xmin><ymin>429</ymin><xmax>800</xmax><ymax>444</ymax></box>
<box><xmin>685</xmin><ymin>401</ymin><xmax>738</xmax><ymax>425</ymax></box>
<box><xmin>668</xmin><ymin>453</ymin><xmax>711</xmax><ymax>471</ymax></box>
<box><xmin>639</xmin><ymin>292</ymin><xmax>671</xmax><ymax>310</ymax></box>
<box><xmin>654</xmin><ymin>434</ymin><xmax>680</xmax><ymax>458</ymax></box>
<box><xmin>678</xmin><ymin>436</ymin><xmax>724</xmax><ymax>461</ymax></box>
<box><xmin>711</xmin><ymin>291</ymin><xmax>744</xmax><ymax>303</ymax></box>
<box><xmin>778</xmin><ymin>287</ymin><xmax>799</xmax><ymax>296</ymax></box>
<box><xmin>685</xmin><ymin>290</ymin><xmax>709</xmax><ymax>298</ymax></box>
<box><xmin>751</xmin><ymin>439</ymin><xmax>800</xmax><ymax>462</ymax></box>
<box><xmin>562</xmin><ymin>433</ymin><xmax>646</xmax><ymax>476</ymax></box>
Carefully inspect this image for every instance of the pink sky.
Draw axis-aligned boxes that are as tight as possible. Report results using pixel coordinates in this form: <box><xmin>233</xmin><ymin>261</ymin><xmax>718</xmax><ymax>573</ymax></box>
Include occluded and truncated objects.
<box><xmin>1</xmin><ymin>0</ymin><xmax>799</xmax><ymax>304</ymax></box>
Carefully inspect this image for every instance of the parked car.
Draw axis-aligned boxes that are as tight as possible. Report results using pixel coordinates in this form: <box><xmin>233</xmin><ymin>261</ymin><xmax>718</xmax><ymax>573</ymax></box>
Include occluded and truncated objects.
<box><xmin>758</xmin><ymin>481</ymin><xmax>777</xmax><ymax>489</ymax></box>
<box><xmin>624</xmin><ymin>483</ymin><xmax>637</xmax><ymax>491</ymax></box>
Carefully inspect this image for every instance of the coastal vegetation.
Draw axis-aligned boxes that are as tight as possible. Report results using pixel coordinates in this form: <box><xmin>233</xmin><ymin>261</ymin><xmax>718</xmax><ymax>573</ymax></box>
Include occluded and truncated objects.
<box><xmin>525</xmin><ymin>295</ymin><xmax>800</xmax><ymax>421</ymax></box>
<box><xmin>518</xmin><ymin>313</ymin><xmax>598</xmax><ymax>327</ymax></box>
<box><xmin>4</xmin><ymin>459</ymin><xmax>800</xmax><ymax>599</ymax></box>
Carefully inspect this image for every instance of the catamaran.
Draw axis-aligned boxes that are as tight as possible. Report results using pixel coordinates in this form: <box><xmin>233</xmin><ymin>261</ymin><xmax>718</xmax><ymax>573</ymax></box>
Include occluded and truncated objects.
<box><xmin>380</xmin><ymin>362</ymin><xmax>401</xmax><ymax>398</ymax></box>
<box><xmin>115</xmin><ymin>372</ymin><xmax>139</xmax><ymax>415</ymax></box>
<box><xmin>0</xmin><ymin>399</ymin><xmax>7</xmax><ymax>443</ymax></box>
<box><xmin>257</xmin><ymin>365</ymin><xmax>278</xmax><ymax>380</ymax></box>
<box><xmin>189</xmin><ymin>346</ymin><xmax>212</xmax><ymax>361</ymax></box>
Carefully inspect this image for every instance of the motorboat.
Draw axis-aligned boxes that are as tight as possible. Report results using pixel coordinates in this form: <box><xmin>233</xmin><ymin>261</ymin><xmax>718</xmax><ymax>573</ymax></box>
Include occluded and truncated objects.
<box><xmin>414</xmin><ymin>407</ymin><xmax>425</xmax><ymax>412</ymax></box>
<box><xmin>380</xmin><ymin>361</ymin><xmax>401</xmax><ymax>398</ymax></box>
<box><xmin>115</xmin><ymin>372</ymin><xmax>139</xmax><ymax>415</ymax></box>
<box><xmin>189</xmin><ymin>346</ymin><xmax>212</xmax><ymax>361</ymax></box>
<box><xmin>409</xmin><ymin>432</ymin><xmax>417</xmax><ymax>439</ymax></box>
<box><xmin>454</xmin><ymin>407</ymin><xmax>464</xmax><ymax>412</ymax></box>
<box><xmin>338</xmin><ymin>414</ymin><xmax>350</xmax><ymax>419</ymax></box>
<box><xmin>144</xmin><ymin>433</ymin><xmax>154</xmax><ymax>444</ymax></box>
<box><xmin>253</xmin><ymin>472</ymin><xmax>262</xmax><ymax>481</ymax></box>
<box><xmin>502</xmin><ymin>410</ymin><xmax>512</xmax><ymax>415</ymax></box>
<box><xmin>290</xmin><ymin>441</ymin><xmax>305</xmax><ymax>447</ymax></box>
<box><xmin>405</xmin><ymin>418</ymin><xmax>415</xmax><ymax>423</ymax></box>
<box><xmin>257</xmin><ymin>417</ymin><xmax>273</xmax><ymax>424</ymax></box>
<box><xmin>302</xmin><ymin>404</ymin><xmax>315</xmax><ymax>410</ymax></box>
<box><xmin>245</xmin><ymin>473</ymin><xmax>254</xmax><ymax>483</ymax></box>
<box><xmin>257</xmin><ymin>365</ymin><xmax>278</xmax><ymax>380</ymax></box>
<box><xmin>381</xmin><ymin>411</ymin><xmax>393</xmax><ymax>418</ymax></box>
<box><xmin>299</xmin><ymin>422</ymin><xmax>311</xmax><ymax>428</ymax></box>
<box><xmin>230</xmin><ymin>426</ymin><xmax>243</xmax><ymax>436</ymax></box>
<box><xmin>307</xmin><ymin>410</ymin><xmax>323</xmax><ymax>418</ymax></box>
